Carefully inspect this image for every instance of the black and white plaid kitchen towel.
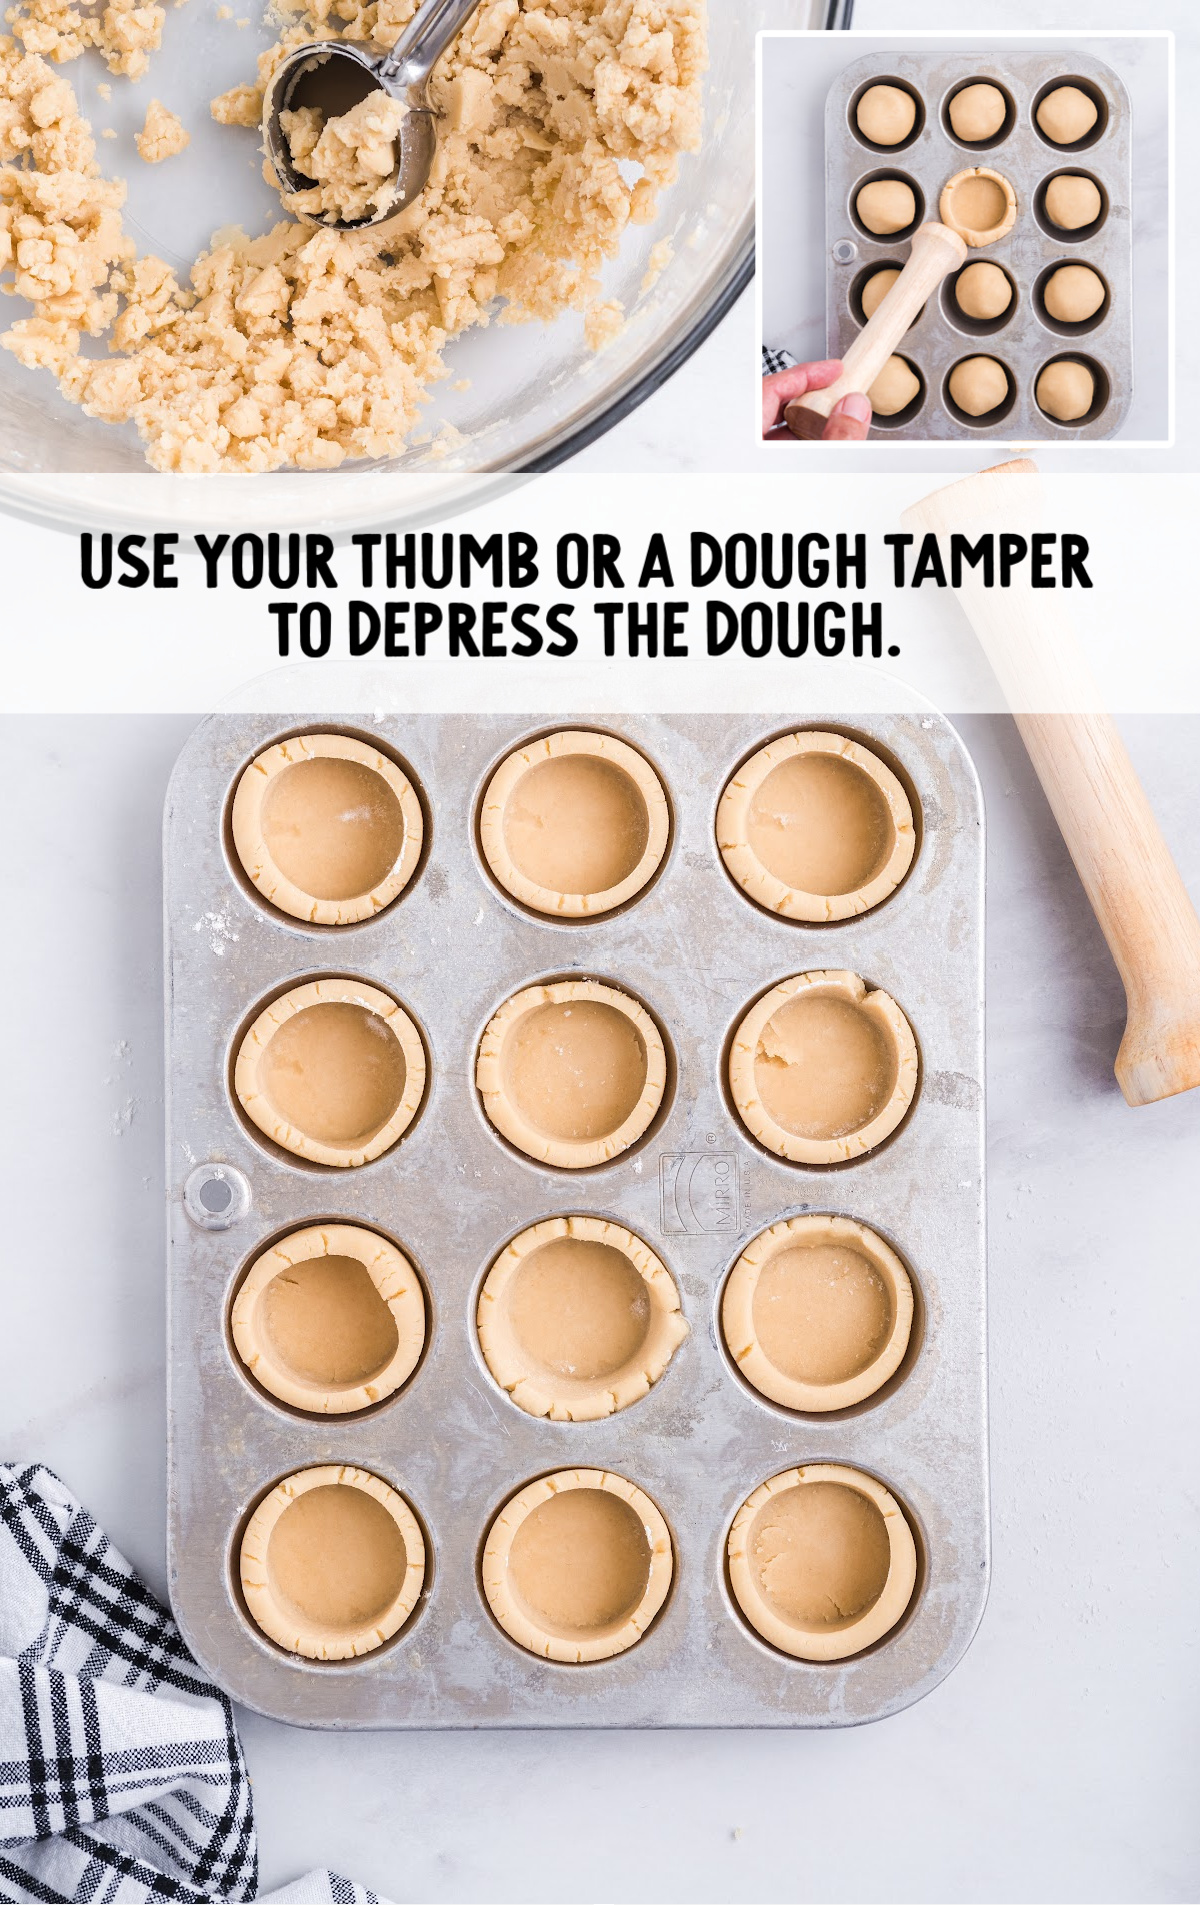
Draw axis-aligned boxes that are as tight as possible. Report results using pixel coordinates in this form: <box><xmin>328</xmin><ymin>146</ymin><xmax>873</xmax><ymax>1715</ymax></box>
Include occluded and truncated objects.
<box><xmin>0</xmin><ymin>1463</ymin><xmax>379</xmax><ymax>1905</ymax></box>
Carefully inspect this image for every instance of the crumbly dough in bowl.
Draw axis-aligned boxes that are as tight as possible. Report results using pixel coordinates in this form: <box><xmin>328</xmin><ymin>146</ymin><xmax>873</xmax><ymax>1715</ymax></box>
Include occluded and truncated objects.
<box><xmin>481</xmin><ymin>1467</ymin><xmax>672</xmax><ymax>1662</ymax></box>
<box><xmin>479</xmin><ymin>729</ymin><xmax>670</xmax><ymax>919</ymax></box>
<box><xmin>721</xmin><ymin>1214</ymin><xmax>913</xmax><ymax>1413</ymax></box>
<box><xmin>477</xmin><ymin>1214</ymin><xmax>687</xmax><ymax>1420</ymax></box>
<box><xmin>727</xmin><ymin>1464</ymin><xmax>917</xmax><ymax>1662</ymax></box>
<box><xmin>232</xmin><ymin>1221</ymin><xmax>425</xmax><ymax>1412</ymax></box>
<box><xmin>0</xmin><ymin>0</ymin><xmax>708</xmax><ymax>472</ymax></box>
<box><xmin>717</xmin><ymin>729</ymin><xmax>916</xmax><ymax>923</ymax></box>
<box><xmin>240</xmin><ymin>1463</ymin><xmax>425</xmax><ymax>1658</ymax></box>
<box><xmin>476</xmin><ymin>978</ymin><xmax>666</xmax><ymax>1169</ymax></box>
<box><xmin>231</xmin><ymin>732</ymin><xmax>423</xmax><ymax>924</ymax></box>
<box><xmin>234</xmin><ymin>975</ymin><xmax>426</xmax><ymax>1165</ymax></box>
<box><xmin>728</xmin><ymin>968</ymin><xmax>918</xmax><ymax>1165</ymax></box>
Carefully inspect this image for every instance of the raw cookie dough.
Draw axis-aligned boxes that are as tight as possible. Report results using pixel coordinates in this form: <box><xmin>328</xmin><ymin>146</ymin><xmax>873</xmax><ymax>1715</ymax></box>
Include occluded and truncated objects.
<box><xmin>954</xmin><ymin>260</ymin><xmax>1012</xmax><ymax>321</ymax></box>
<box><xmin>234</xmin><ymin>976</ymin><xmax>426</xmax><ymax>1166</ymax></box>
<box><xmin>281</xmin><ymin>90</ymin><xmax>406</xmax><ymax>223</ymax></box>
<box><xmin>477</xmin><ymin>1216</ymin><xmax>688</xmax><ymax>1421</ymax></box>
<box><xmin>231</xmin><ymin>732</ymin><xmax>423</xmax><ymax>924</ymax></box>
<box><xmin>727</xmin><ymin>1464</ymin><xmax>917</xmax><ymax>1662</ymax></box>
<box><xmin>860</xmin><ymin>266</ymin><xmax>899</xmax><ymax>321</ymax></box>
<box><xmin>1037</xmin><ymin>83</ymin><xmax>1098</xmax><ymax>146</ymax></box>
<box><xmin>240</xmin><ymin>1464</ymin><xmax>425</xmax><ymax>1658</ymax></box>
<box><xmin>728</xmin><ymin>968</ymin><xmax>918</xmax><ymax>1165</ymax></box>
<box><xmin>939</xmin><ymin>167</ymin><xmax>1016</xmax><ymax>246</ymax></box>
<box><xmin>136</xmin><ymin>98</ymin><xmax>189</xmax><ymax>163</ymax></box>
<box><xmin>1042</xmin><ymin>263</ymin><xmax>1105</xmax><ymax>323</ymax></box>
<box><xmin>0</xmin><ymin>0</ymin><xmax>707</xmax><ymax>471</ymax></box>
<box><xmin>947</xmin><ymin>81</ymin><xmax>1007</xmax><ymax>143</ymax></box>
<box><xmin>481</xmin><ymin>1468</ymin><xmax>673</xmax><ymax>1662</ymax></box>
<box><xmin>948</xmin><ymin>353</ymin><xmax>1010</xmax><ymax>417</ymax></box>
<box><xmin>854</xmin><ymin>178</ymin><xmax>916</xmax><ymax>235</ymax></box>
<box><xmin>479</xmin><ymin>730</ymin><xmax>670</xmax><ymax>919</ymax></box>
<box><xmin>855</xmin><ymin>83</ymin><xmax>916</xmax><ymax>147</ymax></box>
<box><xmin>231</xmin><ymin>1222</ymin><xmax>425</xmax><ymax>1413</ymax></box>
<box><xmin>716</xmin><ymin>729</ymin><xmax>916</xmax><ymax>922</ymax></box>
<box><xmin>476</xmin><ymin>979</ymin><xmax>666</xmax><ymax>1170</ymax></box>
<box><xmin>721</xmin><ymin>1215</ymin><xmax>914</xmax><ymax>1412</ymax></box>
<box><xmin>1044</xmin><ymin>172</ymin><xmax>1102</xmax><ymax>231</ymax></box>
<box><xmin>868</xmin><ymin>355</ymin><xmax>919</xmax><ymax>417</ymax></box>
<box><xmin>1036</xmin><ymin>357</ymin><xmax>1095</xmax><ymax>422</ymax></box>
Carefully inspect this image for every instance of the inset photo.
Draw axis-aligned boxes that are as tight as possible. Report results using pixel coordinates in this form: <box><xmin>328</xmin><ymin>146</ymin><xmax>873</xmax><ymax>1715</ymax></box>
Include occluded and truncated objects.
<box><xmin>759</xmin><ymin>31</ymin><xmax>1171</xmax><ymax>451</ymax></box>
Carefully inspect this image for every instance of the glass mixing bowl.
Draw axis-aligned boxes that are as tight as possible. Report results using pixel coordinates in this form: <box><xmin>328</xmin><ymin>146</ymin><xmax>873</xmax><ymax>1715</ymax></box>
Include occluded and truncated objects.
<box><xmin>0</xmin><ymin>0</ymin><xmax>830</xmax><ymax>528</ymax></box>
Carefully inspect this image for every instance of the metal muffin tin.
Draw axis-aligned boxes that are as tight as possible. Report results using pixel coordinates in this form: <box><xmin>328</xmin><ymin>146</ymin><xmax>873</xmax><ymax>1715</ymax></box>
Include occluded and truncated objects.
<box><xmin>825</xmin><ymin>52</ymin><xmax>1132</xmax><ymax>441</ymax></box>
<box><xmin>164</xmin><ymin>710</ymin><xmax>987</xmax><ymax>1729</ymax></box>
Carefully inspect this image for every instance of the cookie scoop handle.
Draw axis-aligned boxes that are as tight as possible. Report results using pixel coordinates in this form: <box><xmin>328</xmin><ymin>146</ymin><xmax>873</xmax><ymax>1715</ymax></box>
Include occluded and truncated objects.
<box><xmin>379</xmin><ymin>0</ymin><xmax>482</xmax><ymax>89</ymax></box>
<box><xmin>784</xmin><ymin>222</ymin><xmax>968</xmax><ymax>440</ymax></box>
<box><xmin>903</xmin><ymin>458</ymin><xmax>1200</xmax><ymax>1108</ymax></box>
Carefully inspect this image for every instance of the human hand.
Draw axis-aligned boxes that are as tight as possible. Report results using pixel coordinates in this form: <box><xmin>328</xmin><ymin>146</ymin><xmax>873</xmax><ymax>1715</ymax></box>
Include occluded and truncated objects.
<box><xmin>762</xmin><ymin>361</ymin><xmax>872</xmax><ymax>441</ymax></box>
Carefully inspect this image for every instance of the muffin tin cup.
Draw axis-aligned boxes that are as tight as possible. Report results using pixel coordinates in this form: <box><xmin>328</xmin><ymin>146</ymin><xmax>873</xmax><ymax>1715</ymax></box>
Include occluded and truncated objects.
<box><xmin>165</xmin><ymin>712</ymin><xmax>987</xmax><ymax>1728</ymax></box>
<box><xmin>828</xmin><ymin>50</ymin><xmax>1132</xmax><ymax>440</ymax></box>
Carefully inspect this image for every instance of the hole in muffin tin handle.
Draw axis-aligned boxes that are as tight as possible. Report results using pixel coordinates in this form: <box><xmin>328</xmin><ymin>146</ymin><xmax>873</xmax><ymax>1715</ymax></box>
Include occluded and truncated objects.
<box><xmin>184</xmin><ymin>1163</ymin><xmax>251</xmax><ymax>1230</ymax></box>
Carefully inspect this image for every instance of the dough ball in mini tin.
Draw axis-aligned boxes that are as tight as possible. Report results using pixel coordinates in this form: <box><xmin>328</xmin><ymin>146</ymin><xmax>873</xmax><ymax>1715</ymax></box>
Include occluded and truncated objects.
<box><xmin>1036</xmin><ymin>358</ymin><xmax>1096</xmax><ymax>422</ymax></box>
<box><xmin>855</xmin><ymin>178</ymin><xmax>916</xmax><ymax>235</ymax></box>
<box><xmin>948</xmin><ymin>81</ymin><xmax>1007</xmax><ymax>144</ymax></box>
<box><xmin>1042</xmin><ymin>263</ymin><xmax>1105</xmax><ymax>324</ymax></box>
<box><xmin>868</xmin><ymin>355</ymin><xmax>920</xmax><ymax>417</ymax></box>
<box><xmin>1043</xmin><ymin>173</ymin><xmax>1103</xmax><ymax>231</ymax></box>
<box><xmin>948</xmin><ymin>355</ymin><xmax>1010</xmax><ymax>418</ymax></box>
<box><xmin>954</xmin><ymin>260</ymin><xmax>1012</xmax><ymax>322</ymax></box>
<box><xmin>1036</xmin><ymin>83</ymin><xmax>1098</xmax><ymax>146</ymax></box>
<box><xmin>855</xmin><ymin>83</ymin><xmax>916</xmax><ymax>147</ymax></box>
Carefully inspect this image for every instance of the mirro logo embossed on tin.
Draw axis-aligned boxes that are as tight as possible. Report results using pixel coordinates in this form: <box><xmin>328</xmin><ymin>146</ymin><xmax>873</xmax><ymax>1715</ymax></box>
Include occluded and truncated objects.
<box><xmin>659</xmin><ymin>1151</ymin><xmax>741</xmax><ymax>1235</ymax></box>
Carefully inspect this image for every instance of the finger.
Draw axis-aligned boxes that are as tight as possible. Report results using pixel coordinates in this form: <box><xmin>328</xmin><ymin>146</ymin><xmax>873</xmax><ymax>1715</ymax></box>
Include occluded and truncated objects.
<box><xmin>762</xmin><ymin>359</ymin><xmax>844</xmax><ymax>434</ymax></box>
<box><xmin>821</xmin><ymin>392</ymin><xmax>872</xmax><ymax>442</ymax></box>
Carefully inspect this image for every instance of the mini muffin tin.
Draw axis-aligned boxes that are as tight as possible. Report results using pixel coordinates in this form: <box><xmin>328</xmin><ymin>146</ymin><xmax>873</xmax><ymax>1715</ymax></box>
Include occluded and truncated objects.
<box><xmin>825</xmin><ymin>52</ymin><xmax>1132</xmax><ymax>440</ymax></box>
<box><xmin>164</xmin><ymin>712</ymin><xmax>987</xmax><ymax>1728</ymax></box>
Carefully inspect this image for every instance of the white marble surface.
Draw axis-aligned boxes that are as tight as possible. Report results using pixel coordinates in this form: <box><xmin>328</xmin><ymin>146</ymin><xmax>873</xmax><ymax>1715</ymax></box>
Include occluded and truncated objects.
<box><xmin>1</xmin><ymin>712</ymin><xmax>1198</xmax><ymax>1903</ymax></box>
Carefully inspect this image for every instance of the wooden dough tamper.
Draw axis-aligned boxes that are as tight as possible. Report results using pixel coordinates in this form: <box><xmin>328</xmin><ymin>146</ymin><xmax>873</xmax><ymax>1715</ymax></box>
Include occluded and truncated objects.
<box><xmin>784</xmin><ymin>222</ymin><xmax>968</xmax><ymax>440</ymax></box>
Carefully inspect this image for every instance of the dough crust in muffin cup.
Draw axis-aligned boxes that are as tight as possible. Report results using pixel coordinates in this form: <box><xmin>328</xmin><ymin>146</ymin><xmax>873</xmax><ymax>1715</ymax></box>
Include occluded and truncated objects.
<box><xmin>729</xmin><ymin>969</ymin><xmax>918</xmax><ymax>1165</ymax></box>
<box><xmin>231</xmin><ymin>1223</ymin><xmax>426</xmax><ymax>1414</ymax></box>
<box><xmin>717</xmin><ymin>730</ymin><xmax>916</xmax><ymax>922</ymax></box>
<box><xmin>481</xmin><ymin>1468</ymin><xmax>673</xmax><ymax>1663</ymax></box>
<box><xmin>477</xmin><ymin>1216</ymin><xmax>688</xmax><ymax>1421</ymax></box>
<box><xmin>239</xmin><ymin>1464</ymin><xmax>425</xmax><ymax>1660</ymax></box>
<box><xmin>721</xmin><ymin>1215</ymin><xmax>913</xmax><ymax>1412</ymax></box>
<box><xmin>234</xmin><ymin>976</ymin><xmax>426</xmax><ymax>1167</ymax></box>
<box><xmin>939</xmin><ymin>166</ymin><xmax>1017</xmax><ymax>247</ymax></box>
<box><xmin>476</xmin><ymin>979</ymin><xmax>667</xmax><ymax>1169</ymax></box>
<box><xmin>480</xmin><ymin>730</ymin><xmax>670</xmax><ymax>919</ymax></box>
<box><xmin>231</xmin><ymin>733</ymin><xmax>423</xmax><ymax>925</ymax></box>
<box><xmin>727</xmin><ymin>1464</ymin><xmax>917</xmax><ymax>1662</ymax></box>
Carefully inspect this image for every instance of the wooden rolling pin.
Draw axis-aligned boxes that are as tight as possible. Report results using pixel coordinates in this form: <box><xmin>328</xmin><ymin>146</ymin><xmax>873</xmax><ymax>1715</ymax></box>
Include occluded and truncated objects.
<box><xmin>785</xmin><ymin>222</ymin><xmax>967</xmax><ymax>439</ymax></box>
<box><xmin>903</xmin><ymin>459</ymin><xmax>1200</xmax><ymax>1107</ymax></box>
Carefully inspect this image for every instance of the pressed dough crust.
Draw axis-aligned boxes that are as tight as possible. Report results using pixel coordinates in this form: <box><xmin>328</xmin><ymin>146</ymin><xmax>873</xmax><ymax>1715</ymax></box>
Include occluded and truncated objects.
<box><xmin>717</xmin><ymin>730</ymin><xmax>916</xmax><ymax>922</ymax></box>
<box><xmin>479</xmin><ymin>730</ymin><xmax>670</xmax><ymax>919</ymax></box>
<box><xmin>721</xmin><ymin>1215</ymin><xmax>913</xmax><ymax>1412</ymax></box>
<box><xmin>1042</xmin><ymin>263</ymin><xmax>1105</xmax><ymax>324</ymax></box>
<box><xmin>476</xmin><ymin>979</ymin><xmax>666</xmax><ymax>1169</ymax></box>
<box><xmin>477</xmin><ymin>1215</ymin><xmax>688</xmax><ymax>1421</ymax></box>
<box><xmin>1044</xmin><ymin>173</ymin><xmax>1102</xmax><ymax>231</ymax></box>
<box><xmin>868</xmin><ymin>355</ymin><xmax>919</xmax><ymax>416</ymax></box>
<box><xmin>1036</xmin><ymin>84</ymin><xmax>1098</xmax><ymax>147</ymax></box>
<box><xmin>1036</xmin><ymin>357</ymin><xmax>1094</xmax><ymax>422</ymax></box>
<box><xmin>854</xmin><ymin>84</ymin><xmax>915</xmax><ymax>147</ymax></box>
<box><xmin>234</xmin><ymin>976</ymin><xmax>426</xmax><ymax>1166</ymax></box>
<box><xmin>948</xmin><ymin>354</ymin><xmax>1009</xmax><ymax>417</ymax></box>
<box><xmin>947</xmin><ymin>81</ymin><xmax>1006</xmax><ymax>144</ymax></box>
<box><xmin>939</xmin><ymin>167</ymin><xmax>1017</xmax><ymax>248</ymax></box>
<box><xmin>232</xmin><ymin>1222</ymin><xmax>425</xmax><ymax>1413</ymax></box>
<box><xmin>240</xmin><ymin>1464</ymin><xmax>425</xmax><ymax>1659</ymax></box>
<box><xmin>854</xmin><ymin>178</ymin><xmax>916</xmax><ymax>236</ymax></box>
<box><xmin>728</xmin><ymin>968</ymin><xmax>918</xmax><ymax>1165</ymax></box>
<box><xmin>231</xmin><ymin>732</ymin><xmax>423</xmax><ymax>925</ymax></box>
<box><xmin>482</xmin><ymin>1468</ymin><xmax>672</xmax><ymax>1662</ymax></box>
<box><xmin>727</xmin><ymin>1464</ymin><xmax>917</xmax><ymax>1662</ymax></box>
<box><xmin>954</xmin><ymin>260</ymin><xmax>1012</xmax><ymax>321</ymax></box>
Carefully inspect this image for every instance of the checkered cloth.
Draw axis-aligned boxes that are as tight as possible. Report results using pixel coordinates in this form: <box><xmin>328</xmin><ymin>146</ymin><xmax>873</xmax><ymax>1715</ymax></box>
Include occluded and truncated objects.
<box><xmin>762</xmin><ymin>345</ymin><xmax>795</xmax><ymax>377</ymax></box>
<box><xmin>0</xmin><ymin>1463</ymin><xmax>378</xmax><ymax>1905</ymax></box>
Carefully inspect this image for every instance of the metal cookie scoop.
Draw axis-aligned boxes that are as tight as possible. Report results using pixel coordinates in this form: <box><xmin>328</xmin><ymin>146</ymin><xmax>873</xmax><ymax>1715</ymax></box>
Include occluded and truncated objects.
<box><xmin>262</xmin><ymin>0</ymin><xmax>482</xmax><ymax>236</ymax></box>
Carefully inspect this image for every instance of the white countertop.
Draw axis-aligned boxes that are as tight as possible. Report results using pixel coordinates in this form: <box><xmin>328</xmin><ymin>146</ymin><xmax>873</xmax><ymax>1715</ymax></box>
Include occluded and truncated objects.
<box><xmin>2</xmin><ymin>711</ymin><xmax>1197</xmax><ymax>1902</ymax></box>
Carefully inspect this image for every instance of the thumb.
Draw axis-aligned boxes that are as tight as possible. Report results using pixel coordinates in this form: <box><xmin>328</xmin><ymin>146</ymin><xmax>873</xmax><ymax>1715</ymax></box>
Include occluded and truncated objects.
<box><xmin>821</xmin><ymin>392</ymin><xmax>872</xmax><ymax>441</ymax></box>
